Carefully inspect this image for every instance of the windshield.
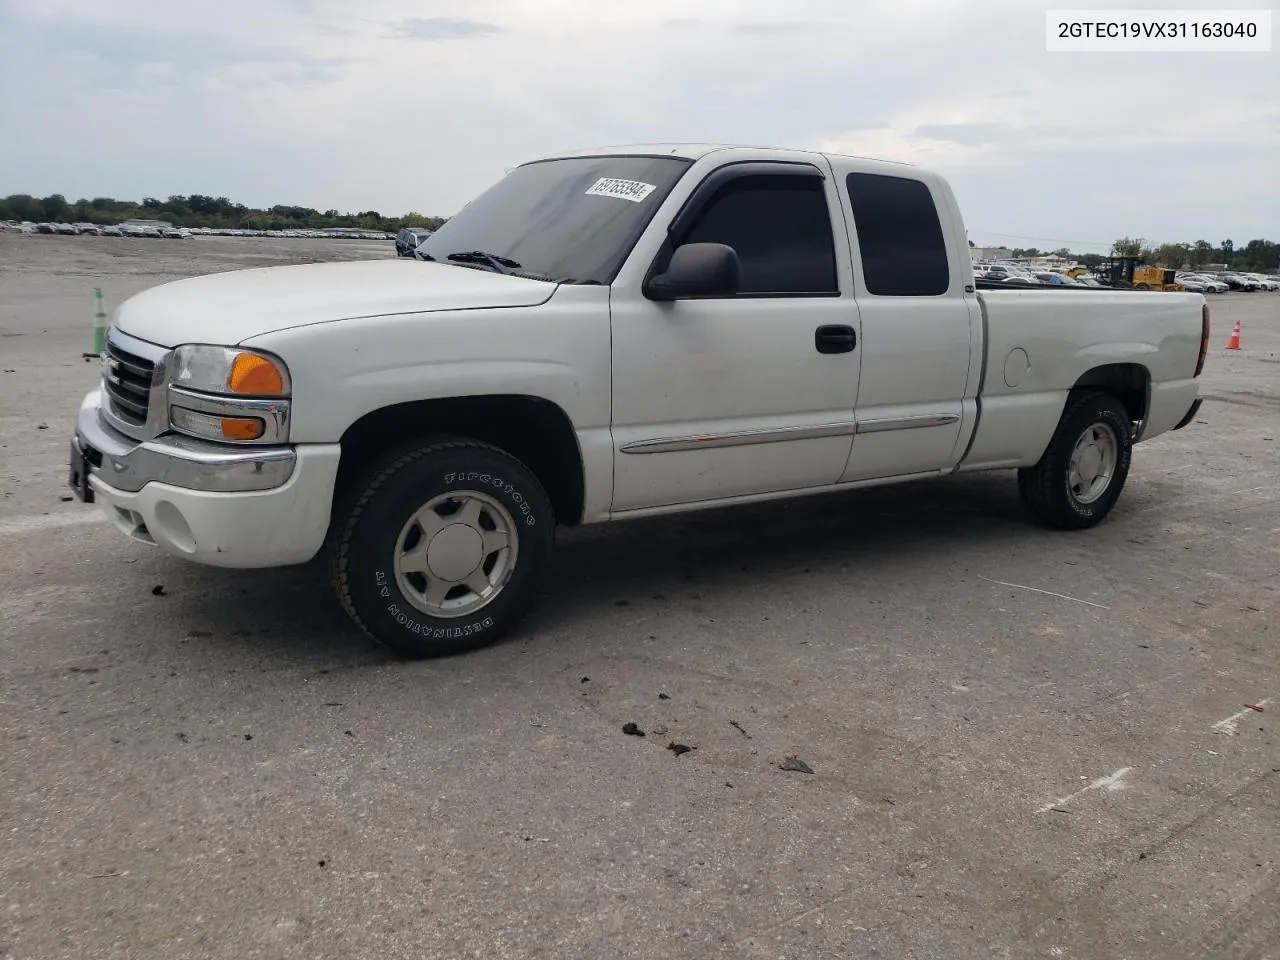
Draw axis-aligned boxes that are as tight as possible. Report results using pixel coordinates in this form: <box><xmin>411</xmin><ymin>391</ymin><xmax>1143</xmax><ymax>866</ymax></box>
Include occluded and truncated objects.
<box><xmin>415</xmin><ymin>155</ymin><xmax>693</xmax><ymax>285</ymax></box>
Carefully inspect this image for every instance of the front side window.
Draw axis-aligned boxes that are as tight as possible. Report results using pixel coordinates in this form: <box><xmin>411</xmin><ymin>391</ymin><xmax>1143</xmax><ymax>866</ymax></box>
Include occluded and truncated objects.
<box><xmin>845</xmin><ymin>173</ymin><xmax>950</xmax><ymax>296</ymax></box>
<box><xmin>415</xmin><ymin>155</ymin><xmax>692</xmax><ymax>285</ymax></box>
<box><xmin>678</xmin><ymin>175</ymin><xmax>839</xmax><ymax>296</ymax></box>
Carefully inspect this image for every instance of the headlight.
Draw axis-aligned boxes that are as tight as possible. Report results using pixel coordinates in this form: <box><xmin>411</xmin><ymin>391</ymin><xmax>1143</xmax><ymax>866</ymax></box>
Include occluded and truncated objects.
<box><xmin>171</xmin><ymin>344</ymin><xmax>290</xmax><ymax>397</ymax></box>
<box><xmin>167</xmin><ymin>344</ymin><xmax>291</xmax><ymax>444</ymax></box>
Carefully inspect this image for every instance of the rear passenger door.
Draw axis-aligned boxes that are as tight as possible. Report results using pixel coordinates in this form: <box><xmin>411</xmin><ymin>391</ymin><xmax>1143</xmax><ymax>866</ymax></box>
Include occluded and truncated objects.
<box><xmin>830</xmin><ymin>165</ymin><xmax>978</xmax><ymax>482</ymax></box>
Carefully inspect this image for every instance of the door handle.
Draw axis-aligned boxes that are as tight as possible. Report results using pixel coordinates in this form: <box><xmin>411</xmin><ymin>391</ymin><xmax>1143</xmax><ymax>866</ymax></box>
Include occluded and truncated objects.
<box><xmin>814</xmin><ymin>324</ymin><xmax>857</xmax><ymax>354</ymax></box>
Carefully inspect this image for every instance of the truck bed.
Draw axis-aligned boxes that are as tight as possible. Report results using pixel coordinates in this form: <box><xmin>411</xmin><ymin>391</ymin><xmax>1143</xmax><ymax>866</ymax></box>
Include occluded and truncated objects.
<box><xmin>961</xmin><ymin>287</ymin><xmax>1205</xmax><ymax>472</ymax></box>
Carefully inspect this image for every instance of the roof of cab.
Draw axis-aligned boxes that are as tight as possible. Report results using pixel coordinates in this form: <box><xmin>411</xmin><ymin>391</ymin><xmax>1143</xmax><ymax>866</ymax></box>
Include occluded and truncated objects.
<box><xmin>528</xmin><ymin>142</ymin><xmax>920</xmax><ymax>171</ymax></box>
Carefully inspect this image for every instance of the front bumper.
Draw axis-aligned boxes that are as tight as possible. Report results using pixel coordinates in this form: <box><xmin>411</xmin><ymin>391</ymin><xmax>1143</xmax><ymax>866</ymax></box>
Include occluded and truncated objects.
<box><xmin>71</xmin><ymin>390</ymin><xmax>342</xmax><ymax>568</ymax></box>
<box><xmin>75</xmin><ymin>389</ymin><xmax>296</xmax><ymax>493</ymax></box>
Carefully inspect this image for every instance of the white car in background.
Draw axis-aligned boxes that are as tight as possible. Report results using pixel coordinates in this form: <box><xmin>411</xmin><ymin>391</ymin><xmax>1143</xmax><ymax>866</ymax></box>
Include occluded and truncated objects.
<box><xmin>982</xmin><ymin>264</ymin><xmax>1041</xmax><ymax>284</ymax></box>
<box><xmin>1242</xmin><ymin>273</ymin><xmax>1279</xmax><ymax>291</ymax></box>
<box><xmin>1177</xmin><ymin>274</ymin><xmax>1227</xmax><ymax>293</ymax></box>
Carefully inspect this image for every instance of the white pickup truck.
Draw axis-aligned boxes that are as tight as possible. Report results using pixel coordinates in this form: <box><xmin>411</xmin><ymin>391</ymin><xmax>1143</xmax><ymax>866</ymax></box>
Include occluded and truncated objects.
<box><xmin>68</xmin><ymin>143</ymin><xmax>1210</xmax><ymax>656</ymax></box>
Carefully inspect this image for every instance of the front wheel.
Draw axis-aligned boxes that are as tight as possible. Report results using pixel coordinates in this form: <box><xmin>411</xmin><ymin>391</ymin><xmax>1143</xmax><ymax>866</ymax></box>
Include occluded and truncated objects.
<box><xmin>1017</xmin><ymin>392</ymin><xmax>1133</xmax><ymax>530</ymax></box>
<box><xmin>331</xmin><ymin>440</ymin><xmax>555</xmax><ymax>657</ymax></box>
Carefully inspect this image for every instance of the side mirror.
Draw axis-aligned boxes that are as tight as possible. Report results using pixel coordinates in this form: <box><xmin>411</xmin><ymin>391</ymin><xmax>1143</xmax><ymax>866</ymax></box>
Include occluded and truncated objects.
<box><xmin>644</xmin><ymin>242</ymin><xmax>741</xmax><ymax>301</ymax></box>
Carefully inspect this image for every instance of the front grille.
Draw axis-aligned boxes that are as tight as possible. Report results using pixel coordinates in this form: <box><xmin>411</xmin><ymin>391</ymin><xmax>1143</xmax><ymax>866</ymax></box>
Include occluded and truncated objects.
<box><xmin>103</xmin><ymin>339</ymin><xmax>156</xmax><ymax>426</ymax></box>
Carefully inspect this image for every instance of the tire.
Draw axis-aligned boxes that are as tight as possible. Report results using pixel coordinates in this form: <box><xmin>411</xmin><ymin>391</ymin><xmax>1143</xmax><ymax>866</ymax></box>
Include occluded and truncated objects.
<box><xmin>1017</xmin><ymin>391</ymin><xmax>1133</xmax><ymax>530</ymax></box>
<box><xmin>331</xmin><ymin>439</ymin><xmax>555</xmax><ymax>657</ymax></box>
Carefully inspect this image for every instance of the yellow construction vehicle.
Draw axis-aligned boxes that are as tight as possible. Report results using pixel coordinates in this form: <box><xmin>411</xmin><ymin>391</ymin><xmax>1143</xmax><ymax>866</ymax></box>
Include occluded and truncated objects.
<box><xmin>1096</xmin><ymin>255</ymin><xmax>1183</xmax><ymax>291</ymax></box>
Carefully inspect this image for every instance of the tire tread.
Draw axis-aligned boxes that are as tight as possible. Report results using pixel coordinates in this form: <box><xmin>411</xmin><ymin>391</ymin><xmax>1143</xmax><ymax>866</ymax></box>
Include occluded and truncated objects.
<box><xmin>1017</xmin><ymin>390</ymin><xmax>1131</xmax><ymax>530</ymax></box>
<box><xmin>329</xmin><ymin>438</ymin><xmax>546</xmax><ymax>655</ymax></box>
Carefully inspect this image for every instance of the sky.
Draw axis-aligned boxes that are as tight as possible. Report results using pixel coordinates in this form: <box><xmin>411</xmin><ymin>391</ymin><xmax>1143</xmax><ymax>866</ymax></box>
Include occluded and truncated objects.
<box><xmin>0</xmin><ymin>0</ymin><xmax>1276</xmax><ymax>249</ymax></box>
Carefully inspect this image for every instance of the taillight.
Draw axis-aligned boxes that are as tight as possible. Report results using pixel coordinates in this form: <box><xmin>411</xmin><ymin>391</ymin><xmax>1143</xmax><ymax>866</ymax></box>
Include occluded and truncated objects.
<box><xmin>1194</xmin><ymin>303</ymin><xmax>1210</xmax><ymax>377</ymax></box>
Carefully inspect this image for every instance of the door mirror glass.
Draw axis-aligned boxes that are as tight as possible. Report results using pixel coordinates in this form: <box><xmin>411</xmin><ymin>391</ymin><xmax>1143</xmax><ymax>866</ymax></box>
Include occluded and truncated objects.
<box><xmin>644</xmin><ymin>242</ymin><xmax>741</xmax><ymax>300</ymax></box>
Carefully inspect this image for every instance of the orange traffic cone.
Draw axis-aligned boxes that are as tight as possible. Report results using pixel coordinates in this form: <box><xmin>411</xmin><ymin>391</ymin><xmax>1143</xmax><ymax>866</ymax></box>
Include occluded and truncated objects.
<box><xmin>1225</xmin><ymin>319</ymin><xmax>1241</xmax><ymax>350</ymax></box>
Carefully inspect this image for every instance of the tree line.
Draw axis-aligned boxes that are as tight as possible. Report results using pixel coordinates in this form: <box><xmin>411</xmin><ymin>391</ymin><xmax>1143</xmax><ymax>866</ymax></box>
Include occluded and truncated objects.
<box><xmin>993</xmin><ymin>238</ymin><xmax>1277</xmax><ymax>273</ymax></box>
<box><xmin>0</xmin><ymin>193</ymin><xmax>447</xmax><ymax>234</ymax></box>
<box><xmin>1109</xmin><ymin>237</ymin><xmax>1278</xmax><ymax>273</ymax></box>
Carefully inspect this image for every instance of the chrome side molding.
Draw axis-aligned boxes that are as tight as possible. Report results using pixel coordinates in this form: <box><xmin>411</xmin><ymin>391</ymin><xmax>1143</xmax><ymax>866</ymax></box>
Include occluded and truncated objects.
<box><xmin>620</xmin><ymin>421</ymin><xmax>858</xmax><ymax>454</ymax></box>
<box><xmin>854</xmin><ymin>413</ymin><xmax>960</xmax><ymax>434</ymax></box>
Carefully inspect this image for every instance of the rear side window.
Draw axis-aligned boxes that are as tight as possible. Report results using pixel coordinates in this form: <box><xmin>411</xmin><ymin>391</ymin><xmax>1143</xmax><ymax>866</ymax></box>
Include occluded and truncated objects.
<box><xmin>845</xmin><ymin>173</ymin><xmax>950</xmax><ymax>296</ymax></box>
<box><xmin>680</xmin><ymin>175</ymin><xmax>838</xmax><ymax>296</ymax></box>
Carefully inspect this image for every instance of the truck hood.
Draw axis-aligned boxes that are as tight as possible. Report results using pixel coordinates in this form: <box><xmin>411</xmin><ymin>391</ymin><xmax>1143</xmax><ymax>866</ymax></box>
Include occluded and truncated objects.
<box><xmin>113</xmin><ymin>259</ymin><xmax>557</xmax><ymax>347</ymax></box>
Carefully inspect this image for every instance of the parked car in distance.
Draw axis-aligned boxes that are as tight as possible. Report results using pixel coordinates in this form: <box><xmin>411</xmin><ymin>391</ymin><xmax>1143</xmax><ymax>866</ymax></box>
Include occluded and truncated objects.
<box><xmin>981</xmin><ymin>265</ymin><xmax>1040</xmax><ymax>283</ymax></box>
<box><xmin>395</xmin><ymin>227</ymin><xmax>434</xmax><ymax>257</ymax></box>
<box><xmin>101</xmin><ymin>225</ymin><xmax>124</xmax><ymax>237</ymax></box>
<box><xmin>1218</xmin><ymin>272</ymin><xmax>1261</xmax><ymax>291</ymax></box>
<box><xmin>1241</xmin><ymin>272</ymin><xmax>1279</xmax><ymax>291</ymax></box>
<box><xmin>1176</xmin><ymin>274</ymin><xmax>1228</xmax><ymax>294</ymax></box>
<box><xmin>70</xmin><ymin>141</ymin><xmax>1211</xmax><ymax>658</ymax></box>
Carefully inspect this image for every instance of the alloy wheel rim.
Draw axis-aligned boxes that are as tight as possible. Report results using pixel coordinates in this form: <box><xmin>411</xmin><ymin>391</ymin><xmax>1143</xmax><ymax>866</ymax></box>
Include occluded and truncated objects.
<box><xmin>1068</xmin><ymin>422</ymin><xmax>1119</xmax><ymax>505</ymax></box>
<box><xmin>393</xmin><ymin>490</ymin><xmax>518</xmax><ymax>618</ymax></box>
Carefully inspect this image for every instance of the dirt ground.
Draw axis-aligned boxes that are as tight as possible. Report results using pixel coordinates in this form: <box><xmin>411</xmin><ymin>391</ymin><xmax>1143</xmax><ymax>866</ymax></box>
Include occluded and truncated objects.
<box><xmin>1</xmin><ymin>233</ymin><xmax>1277</xmax><ymax>960</ymax></box>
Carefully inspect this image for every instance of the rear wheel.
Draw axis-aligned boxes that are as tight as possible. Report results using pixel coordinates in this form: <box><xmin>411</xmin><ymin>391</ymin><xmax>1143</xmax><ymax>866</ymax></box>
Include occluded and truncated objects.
<box><xmin>331</xmin><ymin>439</ymin><xmax>555</xmax><ymax>657</ymax></box>
<box><xmin>1017</xmin><ymin>391</ymin><xmax>1133</xmax><ymax>530</ymax></box>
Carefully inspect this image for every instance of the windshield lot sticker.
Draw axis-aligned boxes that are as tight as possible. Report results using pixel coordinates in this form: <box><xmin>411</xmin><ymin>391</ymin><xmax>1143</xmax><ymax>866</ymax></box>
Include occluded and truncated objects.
<box><xmin>585</xmin><ymin>178</ymin><xmax>657</xmax><ymax>203</ymax></box>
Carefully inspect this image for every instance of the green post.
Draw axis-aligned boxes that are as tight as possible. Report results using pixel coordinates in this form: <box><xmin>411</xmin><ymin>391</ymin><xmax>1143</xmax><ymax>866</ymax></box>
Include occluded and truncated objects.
<box><xmin>90</xmin><ymin>287</ymin><xmax>107</xmax><ymax>356</ymax></box>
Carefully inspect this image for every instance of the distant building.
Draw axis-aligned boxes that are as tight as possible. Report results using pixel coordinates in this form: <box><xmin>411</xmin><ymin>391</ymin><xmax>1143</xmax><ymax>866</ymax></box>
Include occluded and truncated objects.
<box><xmin>971</xmin><ymin>246</ymin><xmax>1013</xmax><ymax>260</ymax></box>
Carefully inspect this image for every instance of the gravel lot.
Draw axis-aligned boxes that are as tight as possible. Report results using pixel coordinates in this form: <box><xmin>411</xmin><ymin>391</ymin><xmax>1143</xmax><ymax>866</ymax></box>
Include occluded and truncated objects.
<box><xmin>2</xmin><ymin>234</ymin><xmax>1277</xmax><ymax>960</ymax></box>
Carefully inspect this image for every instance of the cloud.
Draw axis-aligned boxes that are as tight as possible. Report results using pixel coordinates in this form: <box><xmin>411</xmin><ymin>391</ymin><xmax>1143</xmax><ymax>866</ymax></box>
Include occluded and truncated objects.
<box><xmin>3</xmin><ymin>19</ymin><xmax>352</xmax><ymax>90</ymax></box>
<box><xmin>911</xmin><ymin>124</ymin><xmax>1020</xmax><ymax>147</ymax></box>
<box><xmin>728</xmin><ymin>21</ymin><xmax>824</xmax><ymax>35</ymax></box>
<box><xmin>0</xmin><ymin>0</ymin><xmax>1274</xmax><ymax>246</ymax></box>
<box><xmin>389</xmin><ymin>18</ymin><xmax>503</xmax><ymax>41</ymax></box>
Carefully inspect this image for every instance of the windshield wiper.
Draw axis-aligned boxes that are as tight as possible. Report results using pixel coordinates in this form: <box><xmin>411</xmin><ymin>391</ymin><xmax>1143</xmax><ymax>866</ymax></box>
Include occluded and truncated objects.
<box><xmin>426</xmin><ymin>251</ymin><xmax>599</xmax><ymax>286</ymax></box>
<box><xmin>446</xmin><ymin>251</ymin><xmax>521</xmax><ymax>275</ymax></box>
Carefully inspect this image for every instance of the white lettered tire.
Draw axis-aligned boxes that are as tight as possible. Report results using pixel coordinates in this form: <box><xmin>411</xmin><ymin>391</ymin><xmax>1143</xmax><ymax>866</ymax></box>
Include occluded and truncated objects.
<box><xmin>331</xmin><ymin>440</ymin><xmax>554</xmax><ymax>657</ymax></box>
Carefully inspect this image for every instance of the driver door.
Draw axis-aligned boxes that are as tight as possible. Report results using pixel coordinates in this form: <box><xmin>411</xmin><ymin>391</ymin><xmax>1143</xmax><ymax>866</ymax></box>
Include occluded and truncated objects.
<box><xmin>608</xmin><ymin>159</ymin><xmax>863</xmax><ymax>514</ymax></box>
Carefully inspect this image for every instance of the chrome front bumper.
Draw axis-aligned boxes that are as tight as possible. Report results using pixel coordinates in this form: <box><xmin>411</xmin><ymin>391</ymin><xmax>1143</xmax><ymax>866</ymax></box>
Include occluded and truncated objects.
<box><xmin>73</xmin><ymin>389</ymin><xmax>296</xmax><ymax>495</ymax></box>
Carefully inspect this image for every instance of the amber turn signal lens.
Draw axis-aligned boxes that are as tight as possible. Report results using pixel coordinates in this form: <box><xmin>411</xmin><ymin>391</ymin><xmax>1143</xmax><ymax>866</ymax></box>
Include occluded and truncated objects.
<box><xmin>219</xmin><ymin>417</ymin><xmax>265</xmax><ymax>441</ymax></box>
<box><xmin>228</xmin><ymin>353</ymin><xmax>285</xmax><ymax>395</ymax></box>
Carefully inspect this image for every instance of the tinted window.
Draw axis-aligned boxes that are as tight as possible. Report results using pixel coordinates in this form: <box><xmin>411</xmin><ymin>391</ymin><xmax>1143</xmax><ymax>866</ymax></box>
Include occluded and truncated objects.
<box><xmin>845</xmin><ymin>173</ymin><xmax>950</xmax><ymax>296</ymax></box>
<box><xmin>679</xmin><ymin>175</ymin><xmax>838</xmax><ymax>295</ymax></box>
<box><xmin>416</xmin><ymin>155</ymin><xmax>692</xmax><ymax>285</ymax></box>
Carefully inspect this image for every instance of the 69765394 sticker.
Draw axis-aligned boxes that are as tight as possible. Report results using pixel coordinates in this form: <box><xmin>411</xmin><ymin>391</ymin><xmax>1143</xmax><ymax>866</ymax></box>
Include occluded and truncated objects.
<box><xmin>584</xmin><ymin>178</ymin><xmax>657</xmax><ymax>203</ymax></box>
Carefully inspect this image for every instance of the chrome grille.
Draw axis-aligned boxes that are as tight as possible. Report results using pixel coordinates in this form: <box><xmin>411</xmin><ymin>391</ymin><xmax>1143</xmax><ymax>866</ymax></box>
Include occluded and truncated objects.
<box><xmin>103</xmin><ymin>339</ymin><xmax>156</xmax><ymax>426</ymax></box>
